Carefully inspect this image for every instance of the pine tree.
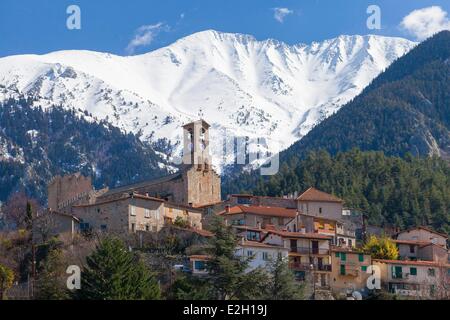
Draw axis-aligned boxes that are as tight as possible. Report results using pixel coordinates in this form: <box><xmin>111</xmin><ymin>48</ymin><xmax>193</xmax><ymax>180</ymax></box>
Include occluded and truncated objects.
<box><xmin>35</xmin><ymin>249</ymin><xmax>68</xmax><ymax>300</ymax></box>
<box><xmin>205</xmin><ymin>216</ymin><xmax>267</xmax><ymax>300</ymax></box>
<box><xmin>263</xmin><ymin>256</ymin><xmax>304</xmax><ymax>300</ymax></box>
<box><xmin>76</xmin><ymin>237</ymin><xmax>160</xmax><ymax>300</ymax></box>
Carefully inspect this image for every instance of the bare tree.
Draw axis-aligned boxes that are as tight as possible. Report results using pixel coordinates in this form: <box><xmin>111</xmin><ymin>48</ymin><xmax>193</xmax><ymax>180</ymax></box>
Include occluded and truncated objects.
<box><xmin>3</xmin><ymin>192</ymin><xmax>41</xmax><ymax>230</ymax></box>
<box><xmin>33</xmin><ymin>212</ymin><xmax>58</xmax><ymax>244</ymax></box>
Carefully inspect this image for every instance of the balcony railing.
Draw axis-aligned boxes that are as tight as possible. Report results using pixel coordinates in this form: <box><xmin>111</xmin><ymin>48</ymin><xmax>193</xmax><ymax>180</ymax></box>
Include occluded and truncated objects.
<box><xmin>289</xmin><ymin>247</ymin><xmax>330</xmax><ymax>255</ymax></box>
<box><xmin>289</xmin><ymin>262</ymin><xmax>332</xmax><ymax>272</ymax></box>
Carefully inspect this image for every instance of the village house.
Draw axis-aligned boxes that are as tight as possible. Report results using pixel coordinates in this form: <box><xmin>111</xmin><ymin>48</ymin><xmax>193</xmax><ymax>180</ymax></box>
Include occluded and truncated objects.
<box><xmin>296</xmin><ymin>187</ymin><xmax>343</xmax><ymax>220</ymax></box>
<box><xmin>395</xmin><ymin>226</ymin><xmax>447</xmax><ymax>247</ymax></box>
<box><xmin>261</xmin><ymin>229</ymin><xmax>333</xmax><ymax>288</ymax></box>
<box><xmin>286</xmin><ymin>213</ymin><xmax>335</xmax><ymax>236</ymax></box>
<box><xmin>72</xmin><ymin>192</ymin><xmax>203</xmax><ymax>233</ymax></box>
<box><xmin>330</xmin><ymin>247</ymin><xmax>372</xmax><ymax>298</ymax></box>
<box><xmin>393</xmin><ymin>227</ymin><xmax>449</xmax><ymax>262</ymax></box>
<box><xmin>373</xmin><ymin>259</ymin><xmax>450</xmax><ymax>299</ymax></box>
<box><xmin>233</xmin><ymin>225</ymin><xmax>267</xmax><ymax>242</ymax></box>
<box><xmin>226</xmin><ymin>194</ymin><xmax>297</xmax><ymax>209</ymax></box>
<box><xmin>336</xmin><ymin>221</ymin><xmax>357</xmax><ymax>248</ymax></box>
<box><xmin>219</xmin><ymin>205</ymin><xmax>297</xmax><ymax>230</ymax></box>
<box><xmin>188</xmin><ymin>255</ymin><xmax>210</xmax><ymax>275</ymax></box>
<box><xmin>32</xmin><ymin>210</ymin><xmax>80</xmax><ymax>244</ymax></box>
<box><xmin>235</xmin><ymin>239</ymin><xmax>289</xmax><ymax>272</ymax></box>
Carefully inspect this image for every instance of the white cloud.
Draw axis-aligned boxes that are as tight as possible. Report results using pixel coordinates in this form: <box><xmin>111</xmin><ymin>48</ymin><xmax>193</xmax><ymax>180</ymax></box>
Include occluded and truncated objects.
<box><xmin>273</xmin><ymin>7</ymin><xmax>293</xmax><ymax>23</ymax></box>
<box><xmin>400</xmin><ymin>6</ymin><xmax>450</xmax><ymax>41</ymax></box>
<box><xmin>126</xmin><ymin>22</ymin><xmax>168</xmax><ymax>55</ymax></box>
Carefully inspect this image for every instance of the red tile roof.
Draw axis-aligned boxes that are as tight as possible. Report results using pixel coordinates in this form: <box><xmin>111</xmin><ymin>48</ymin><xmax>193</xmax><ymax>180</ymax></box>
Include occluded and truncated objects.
<box><xmin>234</xmin><ymin>225</ymin><xmax>266</xmax><ymax>232</ymax></box>
<box><xmin>296</xmin><ymin>187</ymin><xmax>343</xmax><ymax>203</ymax></box>
<box><xmin>191</xmin><ymin>228</ymin><xmax>214</xmax><ymax>237</ymax></box>
<box><xmin>219</xmin><ymin>205</ymin><xmax>297</xmax><ymax>218</ymax></box>
<box><xmin>193</xmin><ymin>200</ymin><xmax>226</xmax><ymax>208</ymax></box>
<box><xmin>73</xmin><ymin>192</ymin><xmax>165</xmax><ymax>207</ymax></box>
<box><xmin>393</xmin><ymin>239</ymin><xmax>432</xmax><ymax>246</ymax></box>
<box><xmin>397</xmin><ymin>226</ymin><xmax>448</xmax><ymax>239</ymax></box>
<box><xmin>373</xmin><ymin>259</ymin><xmax>450</xmax><ymax>268</ymax></box>
<box><xmin>265</xmin><ymin>229</ymin><xmax>333</xmax><ymax>240</ymax></box>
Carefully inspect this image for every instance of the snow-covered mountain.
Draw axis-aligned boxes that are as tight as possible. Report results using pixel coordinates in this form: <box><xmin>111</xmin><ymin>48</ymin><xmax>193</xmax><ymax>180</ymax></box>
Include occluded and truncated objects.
<box><xmin>0</xmin><ymin>30</ymin><xmax>416</xmax><ymax>171</ymax></box>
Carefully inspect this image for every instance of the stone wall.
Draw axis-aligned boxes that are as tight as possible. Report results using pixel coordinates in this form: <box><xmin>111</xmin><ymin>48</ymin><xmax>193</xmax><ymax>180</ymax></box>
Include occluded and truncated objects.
<box><xmin>47</xmin><ymin>173</ymin><xmax>93</xmax><ymax>210</ymax></box>
<box><xmin>185</xmin><ymin>166</ymin><xmax>221</xmax><ymax>207</ymax></box>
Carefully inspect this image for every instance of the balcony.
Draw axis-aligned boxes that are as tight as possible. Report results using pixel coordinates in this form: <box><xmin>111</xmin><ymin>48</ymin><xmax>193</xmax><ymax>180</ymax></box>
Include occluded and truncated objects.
<box><xmin>289</xmin><ymin>247</ymin><xmax>330</xmax><ymax>255</ymax></box>
<box><xmin>392</xmin><ymin>272</ymin><xmax>410</xmax><ymax>280</ymax></box>
<box><xmin>289</xmin><ymin>262</ymin><xmax>332</xmax><ymax>272</ymax></box>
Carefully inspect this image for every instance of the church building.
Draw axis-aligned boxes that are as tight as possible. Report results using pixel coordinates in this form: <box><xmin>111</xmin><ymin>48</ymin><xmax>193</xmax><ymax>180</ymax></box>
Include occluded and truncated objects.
<box><xmin>48</xmin><ymin>119</ymin><xmax>222</xmax><ymax>212</ymax></box>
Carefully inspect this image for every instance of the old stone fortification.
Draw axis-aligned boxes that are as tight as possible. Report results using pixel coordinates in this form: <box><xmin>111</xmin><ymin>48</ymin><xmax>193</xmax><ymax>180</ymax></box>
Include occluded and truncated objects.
<box><xmin>48</xmin><ymin>173</ymin><xmax>94</xmax><ymax>211</ymax></box>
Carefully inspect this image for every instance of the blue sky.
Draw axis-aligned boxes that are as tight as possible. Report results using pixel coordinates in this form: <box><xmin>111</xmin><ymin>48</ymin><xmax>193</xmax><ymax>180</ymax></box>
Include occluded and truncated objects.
<box><xmin>1</xmin><ymin>0</ymin><xmax>449</xmax><ymax>57</ymax></box>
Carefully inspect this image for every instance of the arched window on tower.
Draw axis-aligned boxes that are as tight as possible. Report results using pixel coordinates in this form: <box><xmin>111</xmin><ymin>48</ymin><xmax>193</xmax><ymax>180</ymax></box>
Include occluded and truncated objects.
<box><xmin>200</xmin><ymin>128</ymin><xmax>206</xmax><ymax>151</ymax></box>
<box><xmin>187</xmin><ymin>128</ymin><xmax>194</xmax><ymax>152</ymax></box>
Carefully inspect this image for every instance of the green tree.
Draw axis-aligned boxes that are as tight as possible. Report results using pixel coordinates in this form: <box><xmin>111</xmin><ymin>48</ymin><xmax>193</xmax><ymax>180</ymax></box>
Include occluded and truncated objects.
<box><xmin>173</xmin><ymin>216</ymin><xmax>190</xmax><ymax>229</ymax></box>
<box><xmin>205</xmin><ymin>216</ymin><xmax>267</xmax><ymax>300</ymax></box>
<box><xmin>76</xmin><ymin>237</ymin><xmax>160</xmax><ymax>300</ymax></box>
<box><xmin>363</xmin><ymin>235</ymin><xmax>399</xmax><ymax>260</ymax></box>
<box><xmin>35</xmin><ymin>248</ymin><xmax>68</xmax><ymax>300</ymax></box>
<box><xmin>263</xmin><ymin>256</ymin><xmax>304</xmax><ymax>300</ymax></box>
<box><xmin>168</xmin><ymin>273</ymin><xmax>212</xmax><ymax>300</ymax></box>
<box><xmin>0</xmin><ymin>264</ymin><xmax>14</xmax><ymax>300</ymax></box>
<box><xmin>25</xmin><ymin>201</ymin><xmax>33</xmax><ymax>230</ymax></box>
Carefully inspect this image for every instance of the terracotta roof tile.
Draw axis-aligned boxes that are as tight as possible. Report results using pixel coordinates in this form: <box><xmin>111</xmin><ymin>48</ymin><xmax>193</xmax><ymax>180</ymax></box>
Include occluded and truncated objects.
<box><xmin>265</xmin><ymin>229</ymin><xmax>333</xmax><ymax>240</ymax></box>
<box><xmin>373</xmin><ymin>259</ymin><xmax>450</xmax><ymax>268</ymax></box>
<box><xmin>219</xmin><ymin>205</ymin><xmax>297</xmax><ymax>218</ymax></box>
<box><xmin>393</xmin><ymin>239</ymin><xmax>432</xmax><ymax>246</ymax></box>
<box><xmin>191</xmin><ymin>228</ymin><xmax>214</xmax><ymax>237</ymax></box>
<box><xmin>296</xmin><ymin>187</ymin><xmax>343</xmax><ymax>203</ymax></box>
<box><xmin>397</xmin><ymin>226</ymin><xmax>448</xmax><ymax>239</ymax></box>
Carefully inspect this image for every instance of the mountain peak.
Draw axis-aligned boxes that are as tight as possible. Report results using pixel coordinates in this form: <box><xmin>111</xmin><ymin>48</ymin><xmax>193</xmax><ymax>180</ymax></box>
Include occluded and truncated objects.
<box><xmin>0</xmin><ymin>31</ymin><xmax>416</xmax><ymax>170</ymax></box>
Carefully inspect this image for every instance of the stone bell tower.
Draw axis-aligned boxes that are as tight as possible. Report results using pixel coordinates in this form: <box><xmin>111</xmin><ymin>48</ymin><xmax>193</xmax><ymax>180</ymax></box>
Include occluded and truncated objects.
<box><xmin>182</xmin><ymin>119</ymin><xmax>212</xmax><ymax>171</ymax></box>
<box><xmin>181</xmin><ymin>119</ymin><xmax>221</xmax><ymax>207</ymax></box>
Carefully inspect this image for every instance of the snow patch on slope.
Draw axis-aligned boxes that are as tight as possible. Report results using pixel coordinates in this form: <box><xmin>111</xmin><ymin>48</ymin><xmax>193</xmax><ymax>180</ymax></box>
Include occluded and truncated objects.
<box><xmin>0</xmin><ymin>30</ymin><xmax>417</xmax><ymax>171</ymax></box>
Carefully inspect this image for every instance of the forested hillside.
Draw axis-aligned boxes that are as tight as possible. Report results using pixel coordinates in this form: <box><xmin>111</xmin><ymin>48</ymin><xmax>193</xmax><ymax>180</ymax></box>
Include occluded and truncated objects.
<box><xmin>0</xmin><ymin>97</ymin><xmax>170</xmax><ymax>203</ymax></box>
<box><xmin>281</xmin><ymin>31</ymin><xmax>450</xmax><ymax>160</ymax></box>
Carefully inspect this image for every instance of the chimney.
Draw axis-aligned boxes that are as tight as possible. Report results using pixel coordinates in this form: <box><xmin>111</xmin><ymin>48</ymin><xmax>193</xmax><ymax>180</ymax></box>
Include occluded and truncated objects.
<box><xmin>225</xmin><ymin>205</ymin><xmax>231</xmax><ymax>213</ymax></box>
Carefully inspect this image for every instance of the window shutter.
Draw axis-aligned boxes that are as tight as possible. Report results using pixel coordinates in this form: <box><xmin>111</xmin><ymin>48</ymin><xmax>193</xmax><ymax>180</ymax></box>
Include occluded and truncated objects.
<box><xmin>340</xmin><ymin>264</ymin><xmax>346</xmax><ymax>275</ymax></box>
